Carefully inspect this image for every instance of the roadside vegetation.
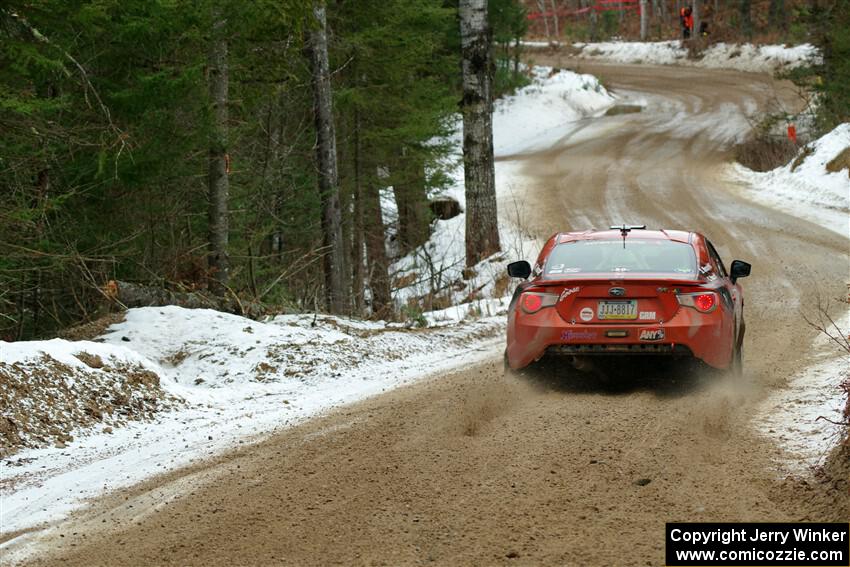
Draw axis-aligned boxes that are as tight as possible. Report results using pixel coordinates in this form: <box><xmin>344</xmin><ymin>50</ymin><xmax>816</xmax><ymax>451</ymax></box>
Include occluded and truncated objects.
<box><xmin>0</xmin><ymin>0</ymin><xmax>528</xmax><ymax>340</ymax></box>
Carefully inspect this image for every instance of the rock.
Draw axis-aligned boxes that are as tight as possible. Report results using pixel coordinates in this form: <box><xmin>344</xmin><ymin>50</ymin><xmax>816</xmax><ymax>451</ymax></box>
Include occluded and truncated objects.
<box><xmin>635</xmin><ymin>478</ymin><xmax>652</xmax><ymax>486</ymax></box>
<box><xmin>75</xmin><ymin>352</ymin><xmax>104</xmax><ymax>369</ymax></box>
<box><xmin>429</xmin><ymin>196</ymin><xmax>462</xmax><ymax>220</ymax></box>
<box><xmin>506</xmin><ymin>551</ymin><xmax>520</xmax><ymax>559</ymax></box>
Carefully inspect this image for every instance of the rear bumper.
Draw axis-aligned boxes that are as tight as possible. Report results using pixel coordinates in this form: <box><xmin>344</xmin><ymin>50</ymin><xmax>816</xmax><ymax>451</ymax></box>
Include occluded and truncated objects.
<box><xmin>546</xmin><ymin>343</ymin><xmax>694</xmax><ymax>356</ymax></box>
<box><xmin>506</xmin><ymin>305</ymin><xmax>733</xmax><ymax>370</ymax></box>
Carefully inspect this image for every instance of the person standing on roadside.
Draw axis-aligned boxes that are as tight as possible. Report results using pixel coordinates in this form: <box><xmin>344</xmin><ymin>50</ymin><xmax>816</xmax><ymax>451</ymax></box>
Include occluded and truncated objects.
<box><xmin>680</xmin><ymin>7</ymin><xmax>693</xmax><ymax>39</ymax></box>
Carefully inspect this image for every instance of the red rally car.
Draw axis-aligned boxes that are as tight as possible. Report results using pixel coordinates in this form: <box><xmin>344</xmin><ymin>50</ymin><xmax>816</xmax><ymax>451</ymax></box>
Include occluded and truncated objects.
<box><xmin>505</xmin><ymin>226</ymin><xmax>751</xmax><ymax>374</ymax></box>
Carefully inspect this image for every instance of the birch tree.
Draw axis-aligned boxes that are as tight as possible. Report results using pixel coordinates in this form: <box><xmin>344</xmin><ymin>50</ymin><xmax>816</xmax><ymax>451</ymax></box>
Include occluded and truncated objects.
<box><xmin>640</xmin><ymin>0</ymin><xmax>649</xmax><ymax>40</ymax></box>
<box><xmin>536</xmin><ymin>0</ymin><xmax>550</xmax><ymax>40</ymax></box>
<box><xmin>459</xmin><ymin>0</ymin><xmax>500</xmax><ymax>268</ymax></box>
<box><xmin>208</xmin><ymin>1</ymin><xmax>229</xmax><ymax>293</ymax></box>
<box><xmin>740</xmin><ymin>0</ymin><xmax>753</xmax><ymax>39</ymax></box>
<box><xmin>692</xmin><ymin>0</ymin><xmax>700</xmax><ymax>40</ymax></box>
<box><xmin>549</xmin><ymin>0</ymin><xmax>560</xmax><ymax>41</ymax></box>
<box><xmin>309</xmin><ymin>1</ymin><xmax>348</xmax><ymax>313</ymax></box>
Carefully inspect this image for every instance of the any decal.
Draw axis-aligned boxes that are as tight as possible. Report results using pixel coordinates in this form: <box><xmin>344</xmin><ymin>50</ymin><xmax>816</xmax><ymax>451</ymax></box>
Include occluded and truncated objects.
<box><xmin>639</xmin><ymin>311</ymin><xmax>657</xmax><ymax>320</ymax></box>
<box><xmin>561</xmin><ymin>330</ymin><xmax>596</xmax><ymax>341</ymax></box>
<box><xmin>559</xmin><ymin>287</ymin><xmax>580</xmax><ymax>301</ymax></box>
<box><xmin>639</xmin><ymin>328</ymin><xmax>665</xmax><ymax>341</ymax></box>
<box><xmin>579</xmin><ymin>307</ymin><xmax>594</xmax><ymax>321</ymax></box>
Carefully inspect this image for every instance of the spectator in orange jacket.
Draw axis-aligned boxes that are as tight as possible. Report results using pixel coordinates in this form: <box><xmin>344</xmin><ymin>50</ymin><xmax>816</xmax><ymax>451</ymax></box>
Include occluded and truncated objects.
<box><xmin>680</xmin><ymin>7</ymin><xmax>693</xmax><ymax>39</ymax></box>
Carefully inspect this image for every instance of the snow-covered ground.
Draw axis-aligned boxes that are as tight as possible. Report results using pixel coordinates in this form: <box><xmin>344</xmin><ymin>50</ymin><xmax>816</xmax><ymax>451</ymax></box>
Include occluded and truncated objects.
<box><xmin>494</xmin><ymin>66</ymin><xmax>614</xmax><ymax>156</ymax></box>
<box><xmin>0</xmin><ymin>65</ymin><xmax>613</xmax><ymax>540</ymax></box>
<box><xmin>1</xmin><ymin>307</ymin><xmax>504</xmax><ymax>535</ymax></box>
<box><xmin>731</xmin><ymin>124</ymin><xmax>849</xmax><ymax>470</ymax></box>
<box><xmin>731</xmin><ymin>123</ymin><xmax>850</xmax><ymax>239</ymax></box>
<box><xmin>523</xmin><ymin>40</ymin><xmax>819</xmax><ymax>73</ymax></box>
<box><xmin>1</xmin><ymin>56</ymin><xmax>845</xmax><ymax>544</ymax></box>
<box><xmin>757</xmin><ymin>313</ymin><xmax>850</xmax><ymax>473</ymax></box>
<box><xmin>390</xmin><ymin>66</ymin><xmax>615</xmax><ymax>307</ymax></box>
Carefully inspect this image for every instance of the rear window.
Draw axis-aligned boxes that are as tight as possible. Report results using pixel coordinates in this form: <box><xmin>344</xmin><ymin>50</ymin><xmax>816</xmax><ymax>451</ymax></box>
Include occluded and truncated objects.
<box><xmin>544</xmin><ymin>240</ymin><xmax>697</xmax><ymax>278</ymax></box>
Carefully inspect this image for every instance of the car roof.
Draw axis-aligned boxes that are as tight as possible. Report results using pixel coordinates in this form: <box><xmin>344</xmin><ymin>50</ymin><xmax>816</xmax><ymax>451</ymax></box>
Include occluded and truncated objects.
<box><xmin>556</xmin><ymin>229</ymin><xmax>694</xmax><ymax>245</ymax></box>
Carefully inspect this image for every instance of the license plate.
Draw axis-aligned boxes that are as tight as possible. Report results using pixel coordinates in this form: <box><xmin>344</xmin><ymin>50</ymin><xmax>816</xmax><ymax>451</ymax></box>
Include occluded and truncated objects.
<box><xmin>597</xmin><ymin>300</ymin><xmax>637</xmax><ymax>320</ymax></box>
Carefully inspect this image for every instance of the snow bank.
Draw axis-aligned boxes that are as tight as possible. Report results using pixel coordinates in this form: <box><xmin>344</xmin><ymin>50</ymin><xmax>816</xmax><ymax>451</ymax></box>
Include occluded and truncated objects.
<box><xmin>390</xmin><ymin>66</ymin><xmax>611</xmax><ymax>308</ymax></box>
<box><xmin>1</xmin><ymin>306</ymin><xmax>504</xmax><ymax>535</ymax></box>
<box><xmin>0</xmin><ymin>340</ymin><xmax>175</xmax><ymax>455</ymax></box>
<box><xmin>494</xmin><ymin>66</ymin><xmax>615</xmax><ymax>156</ymax></box>
<box><xmin>731</xmin><ymin>123</ymin><xmax>850</xmax><ymax>239</ymax></box>
<box><xmin>529</xmin><ymin>41</ymin><xmax>819</xmax><ymax>74</ymax></box>
<box><xmin>757</xmin><ymin>313</ymin><xmax>850</xmax><ymax>473</ymax></box>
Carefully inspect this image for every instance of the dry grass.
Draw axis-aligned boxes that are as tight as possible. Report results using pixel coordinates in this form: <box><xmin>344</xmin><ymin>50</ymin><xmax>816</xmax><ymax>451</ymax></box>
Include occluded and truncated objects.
<box><xmin>735</xmin><ymin>135</ymin><xmax>799</xmax><ymax>172</ymax></box>
<box><xmin>790</xmin><ymin>145</ymin><xmax>814</xmax><ymax>172</ymax></box>
<box><xmin>826</xmin><ymin>147</ymin><xmax>850</xmax><ymax>177</ymax></box>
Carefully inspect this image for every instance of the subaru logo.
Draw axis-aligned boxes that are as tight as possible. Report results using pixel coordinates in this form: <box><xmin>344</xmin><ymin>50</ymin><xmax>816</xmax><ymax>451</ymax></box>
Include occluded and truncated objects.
<box><xmin>609</xmin><ymin>287</ymin><xmax>626</xmax><ymax>297</ymax></box>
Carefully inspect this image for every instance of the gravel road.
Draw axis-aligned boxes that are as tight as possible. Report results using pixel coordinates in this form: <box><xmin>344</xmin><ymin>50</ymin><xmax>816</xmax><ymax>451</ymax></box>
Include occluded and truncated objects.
<box><xmin>10</xmin><ymin>59</ymin><xmax>849</xmax><ymax>567</ymax></box>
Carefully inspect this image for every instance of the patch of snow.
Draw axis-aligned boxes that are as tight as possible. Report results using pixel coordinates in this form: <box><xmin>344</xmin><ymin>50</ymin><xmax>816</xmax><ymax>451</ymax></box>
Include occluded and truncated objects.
<box><xmin>494</xmin><ymin>66</ymin><xmax>615</xmax><ymax>157</ymax></box>
<box><xmin>531</xmin><ymin>41</ymin><xmax>820</xmax><ymax>73</ymax></box>
<box><xmin>2</xmin><ymin>67</ymin><xmax>606</xmax><ymax>538</ymax></box>
<box><xmin>390</xmin><ymin>66</ymin><xmax>611</xmax><ymax>309</ymax></box>
<box><xmin>757</xmin><ymin>312</ymin><xmax>849</xmax><ymax>473</ymax></box>
<box><xmin>730</xmin><ymin>123</ymin><xmax>850</xmax><ymax>239</ymax></box>
<box><xmin>0</xmin><ymin>307</ymin><xmax>504</xmax><ymax>537</ymax></box>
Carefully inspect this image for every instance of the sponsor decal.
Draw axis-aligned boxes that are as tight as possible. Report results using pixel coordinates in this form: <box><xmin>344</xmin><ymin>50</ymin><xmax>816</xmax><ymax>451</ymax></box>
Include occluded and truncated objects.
<box><xmin>559</xmin><ymin>287</ymin><xmax>580</xmax><ymax>301</ymax></box>
<box><xmin>561</xmin><ymin>330</ymin><xmax>597</xmax><ymax>341</ymax></box>
<box><xmin>579</xmin><ymin>307</ymin><xmax>594</xmax><ymax>322</ymax></box>
<box><xmin>639</xmin><ymin>311</ymin><xmax>657</xmax><ymax>320</ymax></box>
<box><xmin>639</xmin><ymin>328</ymin><xmax>665</xmax><ymax>341</ymax></box>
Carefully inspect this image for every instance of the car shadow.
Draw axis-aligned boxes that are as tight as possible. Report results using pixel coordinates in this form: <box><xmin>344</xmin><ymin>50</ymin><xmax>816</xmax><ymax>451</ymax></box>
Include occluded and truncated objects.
<box><xmin>517</xmin><ymin>357</ymin><xmax>719</xmax><ymax>398</ymax></box>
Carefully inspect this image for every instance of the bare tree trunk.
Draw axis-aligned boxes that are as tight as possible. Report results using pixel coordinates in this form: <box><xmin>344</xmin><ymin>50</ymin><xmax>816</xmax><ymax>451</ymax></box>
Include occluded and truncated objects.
<box><xmin>392</xmin><ymin>153</ymin><xmax>430</xmax><ymax>254</ymax></box>
<box><xmin>583</xmin><ymin>0</ymin><xmax>599</xmax><ymax>41</ymax></box>
<box><xmin>692</xmin><ymin>0</ymin><xmax>700</xmax><ymax>40</ymax></box>
<box><xmin>207</xmin><ymin>2</ymin><xmax>229</xmax><ymax>293</ymax></box>
<box><xmin>459</xmin><ymin>0</ymin><xmax>500</xmax><ymax>268</ymax></box>
<box><xmin>549</xmin><ymin>0</ymin><xmax>560</xmax><ymax>41</ymax></box>
<box><xmin>363</xmin><ymin>182</ymin><xmax>392</xmax><ymax>318</ymax></box>
<box><xmin>351</xmin><ymin>109</ymin><xmax>365</xmax><ymax>314</ymax></box>
<box><xmin>536</xmin><ymin>0</ymin><xmax>551</xmax><ymax>39</ymax></box>
<box><xmin>739</xmin><ymin>0</ymin><xmax>752</xmax><ymax>39</ymax></box>
<box><xmin>640</xmin><ymin>0</ymin><xmax>649</xmax><ymax>39</ymax></box>
<box><xmin>106</xmin><ymin>281</ymin><xmax>265</xmax><ymax>319</ymax></box>
<box><xmin>768</xmin><ymin>0</ymin><xmax>785</xmax><ymax>30</ymax></box>
<box><xmin>309</xmin><ymin>1</ymin><xmax>348</xmax><ymax>313</ymax></box>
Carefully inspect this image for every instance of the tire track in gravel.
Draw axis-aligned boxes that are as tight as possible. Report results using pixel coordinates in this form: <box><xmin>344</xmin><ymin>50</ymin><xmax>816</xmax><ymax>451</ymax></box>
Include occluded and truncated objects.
<box><xmin>9</xmin><ymin>60</ymin><xmax>849</xmax><ymax>567</ymax></box>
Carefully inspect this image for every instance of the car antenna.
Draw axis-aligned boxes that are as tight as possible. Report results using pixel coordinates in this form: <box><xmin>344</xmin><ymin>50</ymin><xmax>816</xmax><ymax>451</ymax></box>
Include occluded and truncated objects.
<box><xmin>609</xmin><ymin>224</ymin><xmax>646</xmax><ymax>248</ymax></box>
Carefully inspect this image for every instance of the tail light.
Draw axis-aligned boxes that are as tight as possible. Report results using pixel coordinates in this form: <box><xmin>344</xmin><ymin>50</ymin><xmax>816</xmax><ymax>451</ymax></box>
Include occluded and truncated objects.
<box><xmin>677</xmin><ymin>292</ymin><xmax>717</xmax><ymax>313</ymax></box>
<box><xmin>521</xmin><ymin>292</ymin><xmax>558</xmax><ymax>314</ymax></box>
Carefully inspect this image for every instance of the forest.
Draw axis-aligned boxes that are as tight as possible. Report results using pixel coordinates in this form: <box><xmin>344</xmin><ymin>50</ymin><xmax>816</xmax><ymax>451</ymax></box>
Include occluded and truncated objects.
<box><xmin>1</xmin><ymin>0</ymin><xmax>847</xmax><ymax>340</ymax></box>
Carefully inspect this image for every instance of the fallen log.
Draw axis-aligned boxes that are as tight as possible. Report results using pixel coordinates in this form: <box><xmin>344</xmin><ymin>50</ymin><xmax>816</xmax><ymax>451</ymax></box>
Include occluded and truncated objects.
<box><xmin>104</xmin><ymin>280</ymin><xmax>266</xmax><ymax>320</ymax></box>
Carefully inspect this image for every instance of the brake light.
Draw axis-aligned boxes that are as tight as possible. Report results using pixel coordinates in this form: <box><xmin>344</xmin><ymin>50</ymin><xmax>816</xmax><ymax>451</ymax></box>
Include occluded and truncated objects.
<box><xmin>694</xmin><ymin>294</ymin><xmax>715</xmax><ymax>312</ymax></box>
<box><xmin>523</xmin><ymin>294</ymin><xmax>543</xmax><ymax>312</ymax></box>
<box><xmin>677</xmin><ymin>292</ymin><xmax>718</xmax><ymax>313</ymax></box>
<box><xmin>520</xmin><ymin>292</ymin><xmax>558</xmax><ymax>314</ymax></box>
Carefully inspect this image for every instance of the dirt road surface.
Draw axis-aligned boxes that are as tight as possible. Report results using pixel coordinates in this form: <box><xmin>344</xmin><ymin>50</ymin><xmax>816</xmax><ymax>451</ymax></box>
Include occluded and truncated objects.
<box><xmin>8</xmin><ymin>59</ymin><xmax>849</xmax><ymax>566</ymax></box>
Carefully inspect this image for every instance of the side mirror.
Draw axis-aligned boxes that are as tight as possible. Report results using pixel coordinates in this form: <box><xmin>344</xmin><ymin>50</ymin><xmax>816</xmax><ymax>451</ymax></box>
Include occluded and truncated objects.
<box><xmin>730</xmin><ymin>260</ymin><xmax>751</xmax><ymax>284</ymax></box>
<box><xmin>507</xmin><ymin>260</ymin><xmax>532</xmax><ymax>280</ymax></box>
